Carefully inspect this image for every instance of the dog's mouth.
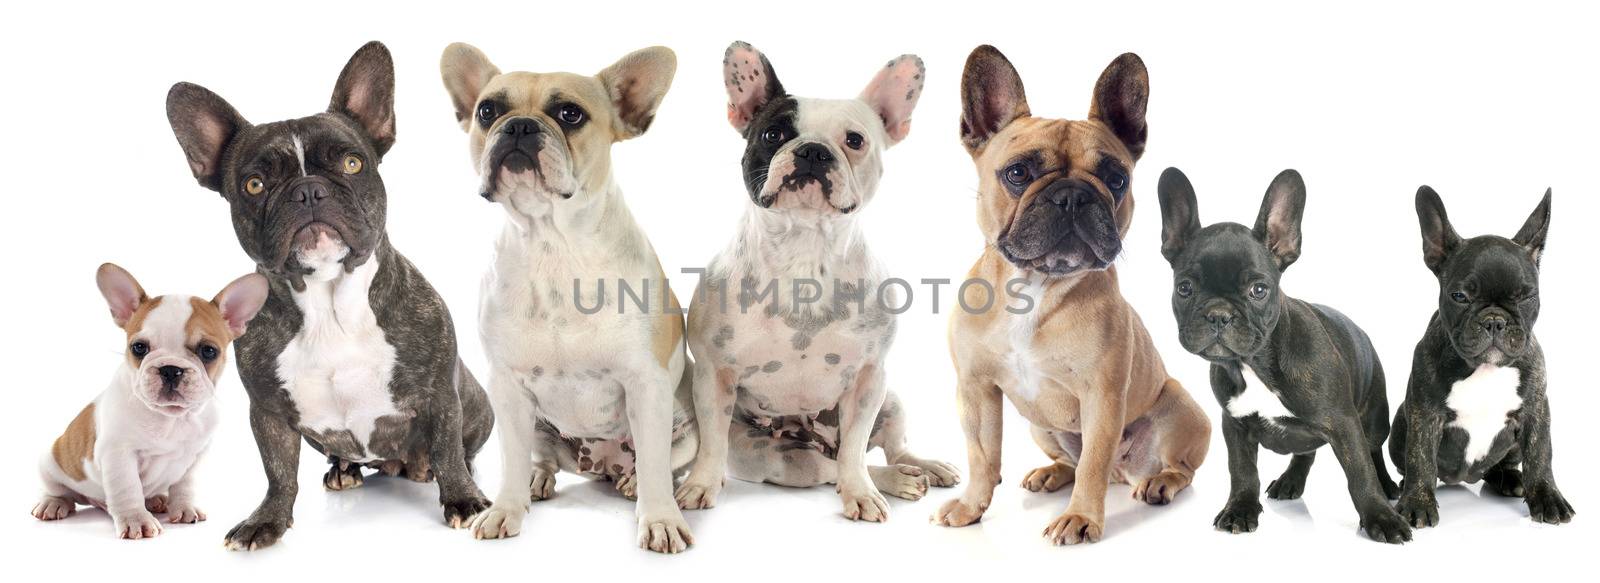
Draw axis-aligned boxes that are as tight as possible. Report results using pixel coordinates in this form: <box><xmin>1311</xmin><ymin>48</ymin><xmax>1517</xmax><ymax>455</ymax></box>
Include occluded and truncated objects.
<box><xmin>999</xmin><ymin>190</ymin><xmax>1121</xmax><ymax>276</ymax></box>
<box><xmin>757</xmin><ymin>170</ymin><xmax>856</xmax><ymax>215</ymax></box>
<box><xmin>999</xmin><ymin>230</ymin><xmax>1116</xmax><ymax>276</ymax></box>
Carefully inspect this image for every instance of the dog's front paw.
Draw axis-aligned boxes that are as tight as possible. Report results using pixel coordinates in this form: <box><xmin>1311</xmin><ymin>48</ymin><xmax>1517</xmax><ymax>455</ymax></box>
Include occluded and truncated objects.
<box><xmin>1359</xmin><ymin>507</ymin><xmax>1413</xmax><ymax>544</ymax></box>
<box><xmin>443</xmin><ymin>495</ymin><xmax>491</xmax><ymax>529</ymax></box>
<box><xmin>637</xmin><ymin>510</ymin><xmax>694</xmax><ymax>554</ymax></box>
<box><xmin>1525</xmin><ymin>483</ymin><xmax>1575</xmax><ymax>525</ymax></box>
<box><xmin>675</xmin><ymin>477</ymin><xmax>723</xmax><ymax>510</ymax></box>
<box><xmin>839</xmin><ymin>484</ymin><xmax>890</xmax><ymax>522</ymax></box>
<box><xmin>114</xmin><ymin>510</ymin><xmax>164</xmax><ymax>540</ymax></box>
<box><xmin>32</xmin><ymin>496</ymin><xmax>75</xmax><ymax>521</ymax></box>
<box><xmin>166</xmin><ymin>502</ymin><xmax>207</xmax><ymax>524</ymax></box>
<box><xmin>223</xmin><ymin>516</ymin><xmax>290</xmax><ymax>551</ymax></box>
<box><xmin>1213</xmin><ymin>498</ymin><xmax>1262</xmax><ymax>534</ymax></box>
<box><xmin>529</xmin><ymin>467</ymin><xmax>557</xmax><ymax>501</ymax></box>
<box><xmin>468</xmin><ymin>504</ymin><xmax>525</xmax><ymax>540</ymax></box>
<box><xmin>1395</xmin><ymin>491</ymin><xmax>1439</xmax><ymax>528</ymax></box>
<box><xmin>931</xmin><ymin>496</ymin><xmax>987</xmax><ymax>527</ymax></box>
<box><xmin>1484</xmin><ymin>467</ymin><xmax>1525</xmax><ymax>497</ymax></box>
<box><xmin>1022</xmin><ymin>462</ymin><xmax>1075</xmax><ymax>493</ymax></box>
<box><xmin>1042</xmin><ymin>511</ymin><xmax>1103</xmax><ymax>545</ymax></box>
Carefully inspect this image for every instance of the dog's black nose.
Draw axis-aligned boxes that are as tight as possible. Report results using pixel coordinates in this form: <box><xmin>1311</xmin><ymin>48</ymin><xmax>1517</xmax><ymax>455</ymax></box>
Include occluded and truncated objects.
<box><xmin>1044</xmin><ymin>183</ymin><xmax>1099</xmax><ymax>209</ymax></box>
<box><xmin>793</xmin><ymin>142</ymin><xmax>833</xmax><ymax>163</ymax></box>
<box><xmin>290</xmin><ymin>181</ymin><xmax>330</xmax><ymax>207</ymax></box>
<box><xmin>1482</xmin><ymin>315</ymin><xmax>1508</xmax><ymax>335</ymax></box>
<box><xmin>1206</xmin><ymin>308</ymin><xmax>1234</xmax><ymax>328</ymax></box>
<box><xmin>503</xmin><ymin>118</ymin><xmax>541</xmax><ymax>136</ymax></box>
<box><xmin>158</xmin><ymin>365</ymin><xmax>184</xmax><ymax>388</ymax></box>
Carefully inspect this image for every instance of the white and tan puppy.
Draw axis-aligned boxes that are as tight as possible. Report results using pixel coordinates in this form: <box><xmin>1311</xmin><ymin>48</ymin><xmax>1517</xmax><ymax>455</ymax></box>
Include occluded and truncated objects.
<box><xmin>441</xmin><ymin>44</ymin><xmax>696</xmax><ymax>553</ymax></box>
<box><xmin>33</xmin><ymin>264</ymin><xmax>267</xmax><ymax>539</ymax></box>
<box><xmin>673</xmin><ymin>42</ymin><xmax>957</xmax><ymax>523</ymax></box>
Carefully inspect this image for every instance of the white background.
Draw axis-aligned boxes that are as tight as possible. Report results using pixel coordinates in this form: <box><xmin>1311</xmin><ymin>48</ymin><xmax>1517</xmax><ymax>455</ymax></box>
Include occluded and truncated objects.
<box><xmin>2</xmin><ymin>0</ymin><xmax>1594</xmax><ymax>579</ymax></box>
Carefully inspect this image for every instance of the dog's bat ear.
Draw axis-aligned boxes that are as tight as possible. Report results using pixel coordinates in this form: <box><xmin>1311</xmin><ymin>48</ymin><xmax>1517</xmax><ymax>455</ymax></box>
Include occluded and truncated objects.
<box><xmin>166</xmin><ymin>82</ymin><xmax>249</xmax><ymax>192</ymax></box>
<box><xmin>1089</xmin><ymin>53</ymin><xmax>1149</xmax><ymax>162</ymax></box>
<box><xmin>723</xmin><ymin>41</ymin><xmax>784</xmax><ymax>135</ymax></box>
<box><xmin>1157</xmin><ymin>167</ymin><xmax>1201</xmax><ymax>265</ymax></box>
<box><xmin>96</xmin><ymin>263</ymin><xmax>148</xmax><ymax>328</ymax></box>
<box><xmin>440</xmin><ymin>42</ymin><xmax>501</xmax><ymax>131</ymax></box>
<box><xmin>212</xmin><ymin>272</ymin><xmax>269</xmax><ymax>339</ymax></box>
<box><xmin>1513</xmin><ymin>188</ymin><xmax>1552</xmax><ymax>266</ymax></box>
<box><xmin>960</xmin><ymin>45</ymin><xmax>1029</xmax><ymax>155</ymax></box>
<box><xmin>1415</xmin><ymin>185</ymin><xmax>1462</xmax><ymax>276</ymax></box>
<box><xmin>859</xmin><ymin>54</ymin><xmax>925</xmax><ymax>146</ymax></box>
<box><xmin>599</xmin><ymin>46</ymin><xmax>677</xmax><ymax>140</ymax></box>
<box><xmin>1254</xmin><ymin>169</ymin><xmax>1307</xmax><ymax>271</ymax></box>
<box><xmin>330</xmin><ymin>41</ymin><xmax>396</xmax><ymax>158</ymax></box>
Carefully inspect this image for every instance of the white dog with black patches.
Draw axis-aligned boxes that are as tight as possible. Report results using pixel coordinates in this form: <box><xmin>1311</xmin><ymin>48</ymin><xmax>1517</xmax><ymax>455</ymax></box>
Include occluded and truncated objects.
<box><xmin>674</xmin><ymin>42</ymin><xmax>958</xmax><ymax>522</ymax></box>
<box><xmin>440</xmin><ymin>44</ymin><xmax>697</xmax><ymax>553</ymax></box>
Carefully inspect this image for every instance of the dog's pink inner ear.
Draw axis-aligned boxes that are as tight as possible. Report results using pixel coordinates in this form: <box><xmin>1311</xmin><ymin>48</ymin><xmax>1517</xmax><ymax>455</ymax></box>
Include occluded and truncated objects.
<box><xmin>330</xmin><ymin>42</ymin><xmax>397</xmax><ymax>156</ymax></box>
<box><xmin>96</xmin><ymin>264</ymin><xmax>148</xmax><ymax>328</ymax></box>
<box><xmin>600</xmin><ymin>47</ymin><xmax>676</xmax><ymax>140</ymax></box>
<box><xmin>440</xmin><ymin>43</ymin><xmax>501</xmax><ymax>125</ymax></box>
<box><xmin>860</xmin><ymin>55</ymin><xmax>925</xmax><ymax>145</ymax></box>
<box><xmin>724</xmin><ymin>42</ymin><xmax>777</xmax><ymax>133</ymax></box>
<box><xmin>213</xmin><ymin>273</ymin><xmax>269</xmax><ymax>338</ymax></box>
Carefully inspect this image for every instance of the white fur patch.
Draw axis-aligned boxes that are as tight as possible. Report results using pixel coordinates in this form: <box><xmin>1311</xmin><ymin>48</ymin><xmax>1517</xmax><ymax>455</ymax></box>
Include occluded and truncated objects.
<box><xmin>1004</xmin><ymin>274</ymin><xmax>1047</xmax><ymax>401</ymax></box>
<box><xmin>274</xmin><ymin>258</ymin><xmax>400</xmax><ymax>462</ymax></box>
<box><xmin>1446</xmin><ymin>364</ymin><xmax>1522</xmax><ymax>464</ymax></box>
<box><xmin>1226</xmin><ymin>366</ymin><xmax>1295</xmax><ymax>423</ymax></box>
<box><xmin>292</xmin><ymin>134</ymin><xmax>307</xmax><ymax>177</ymax></box>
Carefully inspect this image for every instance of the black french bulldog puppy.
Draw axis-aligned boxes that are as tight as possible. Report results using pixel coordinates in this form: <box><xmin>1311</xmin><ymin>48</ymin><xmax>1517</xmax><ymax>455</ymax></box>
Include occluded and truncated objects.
<box><xmin>1390</xmin><ymin>187</ymin><xmax>1574</xmax><ymax>527</ymax></box>
<box><xmin>1158</xmin><ymin>168</ymin><xmax>1410</xmax><ymax>544</ymax></box>
<box><xmin>166</xmin><ymin>42</ymin><xmax>492</xmax><ymax>550</ymax></box>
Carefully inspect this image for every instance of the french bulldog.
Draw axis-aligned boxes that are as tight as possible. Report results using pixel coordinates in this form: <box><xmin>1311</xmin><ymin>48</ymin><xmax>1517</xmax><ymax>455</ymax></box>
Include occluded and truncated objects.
<box><xmin>33</xmin><ymin>264</ymin><xmax>266</xmax><ymax>539</ymax></box>
<box><xmin>673</xmin><ymin>41</ymin><xmax>957</xmax><ymax>523</ymax></box>
<box><xmin>934</xmin><ymin>46</ymin><xmax>1211</xmax><ymax>545</ymax></box>
<box><xmin>1157</xmin><ymin>168</ymin><xmax>1410</xmax><ymax>543</ymax></box>
<box><xmin>1390</xmin><ymin>187</ymin><xmax>1573</xmax><ymax>527</ymax></box>
<box><xmin>439</xmin><ymin>43</ymin><xmax>696</xmax><ymax>553</ymax></box>
<box><xmin>165</xmin><ymin>41</ymin><xmax>494</xmax><ymax>550</ymax></box>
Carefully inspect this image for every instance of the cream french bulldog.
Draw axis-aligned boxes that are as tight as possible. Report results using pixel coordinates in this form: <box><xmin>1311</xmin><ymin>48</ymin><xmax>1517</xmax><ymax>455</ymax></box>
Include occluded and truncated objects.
<box><xmin>440</xmin><ymin>43</ymin><xmax>697</xmax><ymax>553</ymax></box>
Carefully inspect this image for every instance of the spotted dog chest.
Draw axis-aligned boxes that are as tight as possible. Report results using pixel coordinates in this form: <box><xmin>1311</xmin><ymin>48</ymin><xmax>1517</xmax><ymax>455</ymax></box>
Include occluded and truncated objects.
<box><xmin>714</xmin><ymin>301</ymin><xmax>893</xmax><ymax>417</ymax></box>
<box><xmin>276</xmin><ymin>260</ymin><xmax>406</xmax><ymax>463</ymax></box>
<box><xmin>1445</xmin><ymin>364</ymin><xmax>1523</xmax><ymax>465</ymax></box>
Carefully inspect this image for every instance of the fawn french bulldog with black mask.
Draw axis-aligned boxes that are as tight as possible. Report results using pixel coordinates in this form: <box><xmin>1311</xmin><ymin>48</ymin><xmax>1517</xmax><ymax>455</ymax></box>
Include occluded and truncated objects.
<box><xmin>166</xmin><ymin>41</ymin><xmax>493</xmax><ymax>550</ymax></box>
<box><xmin>1390</xmin><ymin>187</ymin><xmax>1574</xmax><ymax>528</ymax></box>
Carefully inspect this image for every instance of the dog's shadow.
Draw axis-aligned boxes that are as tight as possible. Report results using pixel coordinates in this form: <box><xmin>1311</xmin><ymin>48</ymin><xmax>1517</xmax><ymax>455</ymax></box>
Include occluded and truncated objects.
<box><xmin>1017</xmin><ymin>480</ymin><xmax>1204</xmax><ymax>541</ymax></box>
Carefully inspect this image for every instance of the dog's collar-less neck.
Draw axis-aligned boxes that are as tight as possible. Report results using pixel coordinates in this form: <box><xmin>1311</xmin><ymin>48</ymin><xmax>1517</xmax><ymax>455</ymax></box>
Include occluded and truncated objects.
<box><xmin>738</xmin><ymin>206</ymin><xmax>866</xmax><ymax>280</ymax></box>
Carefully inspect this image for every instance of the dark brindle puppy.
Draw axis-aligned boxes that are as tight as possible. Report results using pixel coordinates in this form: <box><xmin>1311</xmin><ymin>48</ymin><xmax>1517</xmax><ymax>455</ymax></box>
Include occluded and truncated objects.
<box><xmin>1390</xmin><ymin>187</ymin><xmax>1574</xmax><ymax>527</ymax></box>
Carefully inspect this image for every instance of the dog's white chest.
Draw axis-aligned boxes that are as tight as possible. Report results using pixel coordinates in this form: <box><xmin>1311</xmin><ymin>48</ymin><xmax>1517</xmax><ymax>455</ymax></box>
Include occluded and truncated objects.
<box><xmin>1002</xmin><ymin>276</ymin><xmax>1048</xmax><ymax>402</ymax></box>
<box><xmin>275</xmin><ymin>260</ymin><xmax>400</xmax><ymax>461</ymax></box>
<box><xmin>1226</xmin><ymin>366</ymin><xmax>1296</xmax><ymax>423</ymax></box>
<box><xmin>1446</xmin><ymin>364</ymin><xmax>1522</xmax><ymax>464</ymax></box>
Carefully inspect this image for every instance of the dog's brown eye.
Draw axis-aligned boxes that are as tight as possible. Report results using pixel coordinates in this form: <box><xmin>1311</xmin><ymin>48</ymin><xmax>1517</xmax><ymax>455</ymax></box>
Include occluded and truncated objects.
<box><xmin>198</xmin><ymin>344</ymin><xmax>219</xmax><ymax>362</ymax></box>
<box><xmin>558</xmin><ymin>104</ymin><xmax>585</xmax><ymax>126</ymax></box>
<box><xmin>244</xmin><ymin>176</ymin><xmax>265</xmax><ymax>196</ymax></box>
<box><xmin>1176</xmin><ymin>280</ymin><xmax>1193</xmax><ymax>298</ymax></box>
<box><xmin>762</xmin><ymin>126</ymin><xmax>784</xmax><ymax>144</ymax></box>
<box><xmin>1105</xmin><ymin>172</ymin><xmax>1127</xmax><ymax>192</ymax></box>
<box><xmin>1004</xmin><ymin>163</ymin><xmax>1031</xmax><ymax>187</ymax></box>
<box><xmin>845</xmin><ymin>131</ymin><xmax>864</xmax><ymax>150</ymax></box>
<box><xmin>1249</xmin><ymin>283</ymin><xmax>1270</xmax><ymax>301</ymax></box>
<box><xmin>343</xmin><ymin>154</ymin><xmax>363</xmax><ymax>174</ymax></box>
<box><xmin>130</xmin><ymin>341</ymin><xmax>149</xmax><ymax>359</ymax></box>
